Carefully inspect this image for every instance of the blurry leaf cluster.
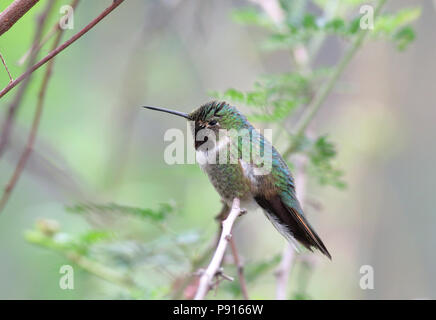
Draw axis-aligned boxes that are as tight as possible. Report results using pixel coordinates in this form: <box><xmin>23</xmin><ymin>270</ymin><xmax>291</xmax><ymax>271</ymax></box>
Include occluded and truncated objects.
<box><xmin>307</xmin><ymin>136</ymin><xmax>346</xmax><ymax>189</ymax></box>
<box><xmin>232</xmin><ymin>2</ymin><xmax>420</xmax><ymax>51</ymax></box>
<box><xmin>222</xmin><ymin>254</ymin><xmax>281</xmax><ymax>297</ymax></box>
<box><xmin>66</xmin><ymin>202</ymin><xmax>173</xmax><ymax>222</ymax></box>
<box><xmin>373</xmin><ymin>7</ymin><xmax>421</xmax><ymax>51</ymax></box>
<box><xmin>214</xmin><ymin>0</ymin><xmax>420</xmax><ymax>192</ymax></box>
<box><xmin>211</xmin><ymin>69</ymin><xmax>331</xmax><ymax>122</ymax></box>
<box><xmin>25</xmin><ymin>202</ymin><xmax>211</xmax><ymax>299</ymax></box>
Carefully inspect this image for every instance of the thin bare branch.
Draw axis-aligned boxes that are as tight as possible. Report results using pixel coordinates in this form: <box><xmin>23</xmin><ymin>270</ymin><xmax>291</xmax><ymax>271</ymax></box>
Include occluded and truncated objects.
<box><xmin>0</xmin><ymin>1</ymin><xmax>80</xmax><ymax>214</ymax></box>
<box><xmin>0</xmin><ymin>52</ymin><xmax>13</xmax><ymax>82</ymax></box>
<box><xmin>171</xmin><ymin>202</ymin><xmax>230</xmax><ymax>299</ymax></box>
<box><xmin>229</xmin><ymin>236</ymin><xmax>249</xmax><ymax>300</ymax></box>
<box><xmin>0</xmin><ymin>0</ymin><xmax>55</xmax><ymax>159</ymax></box>
<box><xmin>18</xmin><ymin>0</ymin><xmax>80</xmax><ymax>66</ymax></box>
<box><xmin>18</xmin><ymin>27</ymin><xmax>57</xmax><ymax>66</ymax></box>
<box><xmin>194</xmin><ymin>198</ymin><xmax>241</xmax><ymax>300</ymax></box>
<box><xmin>0</xmin><ymin>0</ymin><xmax>126</xmax><ymax>100</ymax></box>
<box><xmin>0</xmin><ymin>0</ymin><xmax>40</xmax><ymax>37</ymax></box>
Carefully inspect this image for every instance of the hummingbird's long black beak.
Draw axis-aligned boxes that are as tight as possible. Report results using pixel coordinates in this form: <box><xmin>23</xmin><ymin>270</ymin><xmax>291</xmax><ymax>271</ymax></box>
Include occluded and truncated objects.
<box><xmin>143</xmin><ymin>106</ymin><xmax>190</xmax><ymax>120</ymax></box>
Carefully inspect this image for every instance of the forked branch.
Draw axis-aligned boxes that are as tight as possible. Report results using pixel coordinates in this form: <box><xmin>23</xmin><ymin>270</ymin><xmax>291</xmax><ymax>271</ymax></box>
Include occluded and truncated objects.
<box><xmin>0</xmin><ymin>0</ymin><xmax>125</xmax><ymax>100</ymax></box>
<box><xmin>194</xmin><ymin>198</ymin><xmax>242</xmax><ymax>300</ymax></box>
<box><xmin>0</xmin><ymin>0</ymin><xmax>55</xmax><ymax>159</ymax></box>
<box><xmin>0</xmin><ymin>1</ymin><xmax>80</xmax><ymax>214</ymax></box>
<box><xmin>0</xmin><ymin>52</ymin><xmax>13</xmax><ymax>82</ymax></box>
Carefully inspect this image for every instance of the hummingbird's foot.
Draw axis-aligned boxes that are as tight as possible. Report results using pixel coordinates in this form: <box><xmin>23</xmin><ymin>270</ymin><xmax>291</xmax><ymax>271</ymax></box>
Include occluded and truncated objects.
<box><xmin>215</xmin><ymin>202</ymin><xmax>230</xmax><ymax>221</ymax></box>
<box><xmin>239</xmin><ymin>208</ymin><xmax>247</xmax><ymax>216</ymax></box>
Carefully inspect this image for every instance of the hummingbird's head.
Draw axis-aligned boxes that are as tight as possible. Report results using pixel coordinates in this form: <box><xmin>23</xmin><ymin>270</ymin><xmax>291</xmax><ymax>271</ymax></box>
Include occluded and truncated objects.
<box><xmin>188</xmin><ymin>101</ymin><xmax>249</xmax><ymax>133</ymax></box>
<box><xmin>144</xmin><ymin>101</ymin><xmax>251</xmax><ymax>149</ymax></box>
<box><xmin>144</xmin><ymin>101</ymin><xmax>250</xmax><ymax>132</ymax></box>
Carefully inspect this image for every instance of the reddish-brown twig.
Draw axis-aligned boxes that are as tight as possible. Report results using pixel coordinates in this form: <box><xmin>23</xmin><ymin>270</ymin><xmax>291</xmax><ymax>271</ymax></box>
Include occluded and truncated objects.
<box><xmin>0</xmin><ymin>52</ymin><xmax>13</xmax><ymax>82</ymax></box>
<box><xmin>229</xmin><ymin>236</ymin><xmax>249</xmax><ymax>300</ymax></box>
<box><xmin>17</xmin><ymin>0</ymin><xmax>81</xmax><ymax>66</ymax></box>
<box><xmin>0</xmin><ymin>0</ymin><xmax>40</xmax><ymax>37</ymax></box>
<box><xmin>0</xmin><ymin>0</ymin><xmax>125</xmax><ymax>100</ymax></box>
<box><xmin>0</xmin><ymin>1</ymin><xmax>81</xmax><ymax>214</ymax></box>
<box><xmin>0</xmin><ymin>0</ymin><xmax>55</xmax><ymax>159</ymax></box>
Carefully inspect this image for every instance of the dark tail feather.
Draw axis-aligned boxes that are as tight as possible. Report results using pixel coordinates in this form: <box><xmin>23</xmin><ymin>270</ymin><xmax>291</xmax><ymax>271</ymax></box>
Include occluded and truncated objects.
<box><xmin>254</xmin><ymin>194</ymin><xmax>331</xmax><ymax>259</ymax></box>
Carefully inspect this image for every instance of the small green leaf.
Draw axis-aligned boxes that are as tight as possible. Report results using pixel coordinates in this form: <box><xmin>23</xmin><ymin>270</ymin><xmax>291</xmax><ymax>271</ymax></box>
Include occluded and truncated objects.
<box><xmin>79</xmin><ymin>230</ymin><xmax>113</xmax><ymax>245</ymax></box>
<box><xmin>348</xmin><ymin>17</ymin><xmax>361</xmax><ymax>35</ymax></box>
<box><xmin>375</xmin><ymin>8</ymin><xmax>421</xmax><ymax>35</ymax></box>
<box><xmin>325</xmin><ymin>18</ymin><xmax>346</xmax><ymax>33</ymax></box>
<box><xmin>302</xmin><ymin>14</ymin><xmax>318</xmax><ymax>30</ymax></box>
<box><xmin>393</xmin><ymin>26</ymin><xmax>416</xmax><ymax>51</ymax></box>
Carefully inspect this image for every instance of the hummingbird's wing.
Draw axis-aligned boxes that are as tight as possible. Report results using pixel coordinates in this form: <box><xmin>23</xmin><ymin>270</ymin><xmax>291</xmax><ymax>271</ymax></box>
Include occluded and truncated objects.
<box><xmin>250</xmin><ymin>136</ymin><xmax>331</xmax><ymax>259</ymax></box>
<box><xmin>254</xmin><ymin>192</ymin><xmax>331</xmax><ymax>259</ymax></box>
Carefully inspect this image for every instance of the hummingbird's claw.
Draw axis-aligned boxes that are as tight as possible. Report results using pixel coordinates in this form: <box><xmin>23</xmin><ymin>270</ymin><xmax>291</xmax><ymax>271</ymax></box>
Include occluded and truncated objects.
<box><xmin>215</xmin><ymin>203</ymin><xmax>230</xmax><ymax>221</ymax></box>
<box><xmin>239</xmin><ymin>208</ymin><xmax>247</xmax><ymax>216</ymax></box>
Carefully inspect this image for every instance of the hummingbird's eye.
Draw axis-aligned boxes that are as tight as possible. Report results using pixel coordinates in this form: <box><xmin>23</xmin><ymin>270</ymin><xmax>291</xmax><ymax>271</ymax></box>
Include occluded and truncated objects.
<box><xmin>209</xmin><ymin>120</ymin><xmax>218</xmax><ymax>126</ymax></box>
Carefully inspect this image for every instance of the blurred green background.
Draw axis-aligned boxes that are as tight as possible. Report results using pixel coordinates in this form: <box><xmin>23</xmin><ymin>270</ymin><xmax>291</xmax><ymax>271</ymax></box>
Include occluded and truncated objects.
<box><xmin>0</xmin><ymin>0</ymin><xmax>434</xmax><ymax>299</ymax></box>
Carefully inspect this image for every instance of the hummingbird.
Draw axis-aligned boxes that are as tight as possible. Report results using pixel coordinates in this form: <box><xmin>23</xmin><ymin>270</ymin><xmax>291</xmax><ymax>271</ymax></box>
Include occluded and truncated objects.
<box><xmin>144</xmin><ymin>101</ymin><xmax>331</xmax><ymax>259</ymax></box>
